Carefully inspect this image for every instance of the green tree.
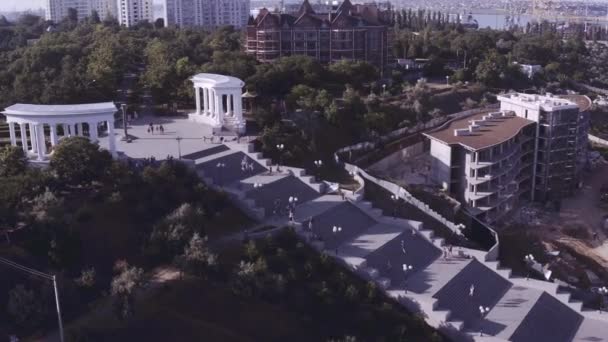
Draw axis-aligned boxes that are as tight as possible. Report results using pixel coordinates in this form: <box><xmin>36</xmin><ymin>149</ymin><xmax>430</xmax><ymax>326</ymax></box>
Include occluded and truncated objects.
<box><xmin>7</xmin><ymin>284</ymin><xmax>49</xmax><ymax>329</ymax></box>
<box><xmin>111</xmin><ymin>260</ymin><xmax>144</xmax><ymax>320</ymax></box>
<box><xmin>49</xmin><ymin>136</ymin><xmax>112</xmax><ymax>187</ymax></box>
<box><xmin>0</xmin><ymin>145</ymin><xmax>28</xmax><ymax>177</ymax></box>
<box><xmin>475</xmin><ymin>50</ymin><xmax>507</xmax><ymax>88</ymax></box>
<box><xmin>175</xmin><ymin>233</ymin><xmax>217</xmax><ymax>277</ymax></box>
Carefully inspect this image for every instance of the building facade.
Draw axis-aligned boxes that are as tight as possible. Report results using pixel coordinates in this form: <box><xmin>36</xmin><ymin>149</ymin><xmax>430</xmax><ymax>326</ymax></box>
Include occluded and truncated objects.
<box><xmin>46</xmin><ymin>0</ymin><xmax>117</xmax><ymax>22</ymax></box>
<box><xmin>46</xmin><ymin>0</ymin><xmax>91</xmax><ymax>22</ymax></box>
<box><xmin>424</xmin><ymin>93</ymin><xmax>591</xmax><ymax>223</ymax></box>
<box><xmin>164</xmin><ymin>0</ymin><xmax>250</xmax><ymax>29</ymax></box>
<box><xmin>117</xmin><ymin>0</ymin><xmax>154</xmax><ymax>27</ymax></box>
<box><xmin>245</xmin><ymin>0</ymin><xmax>392</xmax><ymax>72</ymax></box>
<box><xmin>91</xmin><ymin>0</ymin><xmax>118</xmax><ymax>20</ymax></box>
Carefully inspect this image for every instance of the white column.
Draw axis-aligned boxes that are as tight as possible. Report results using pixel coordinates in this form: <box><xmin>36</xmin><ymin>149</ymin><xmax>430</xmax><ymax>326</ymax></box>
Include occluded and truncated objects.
<box><xmin>29</xmin><ymin>123</ymin><xmax>37</xmax><ymax>152</ymax></box>
<box><xmin>234</xmin><ymin>92</ymin><xmax>243</xmax><ymax>120</ymax></box>
<box><xmin>35</xmin><ymin>124</ymin><xmax>45</xmax><ymax>161</ymax></box>
<box><xmin>19</xmin><ymin>124</ymin><xmax>28</xmax><ymax>152</ymax></box>
<box><xmin>195</xmin><ymin>86</ymin><xmax>201</xmax><ymax>115</ymax></box>
<box><xmin>50</xmin><ymin>124</ymin><xmax>58</xmax><ymax>146</ymax></box>
<box><xmin>215</xmin><ymin>91</ymin><xmax>222</xmax><ymax>124</ymax></box>
<box><xmin>204</xmin><ymin>88</ymin><xmax>209</xmax><ymax>114</ymax></box>
<box><xmin>63</xmin><ymin>124</ymin><xmax>69</xmax><ymax>136</ymax></box>
<box><xmin>209</xmin><ymin>89</ymin><xmax>215</xmax><ymax>117</ymax></box>
<box><xmin>8</xmin><ymin>122</ymin><xmax>16</xmax><ymax>146</ymax></box>
<box><xmin>228</xmin><ymin>94</ymin><xmax>233</xmax><ymax>115</ymax></box>
<box><xmin>88</xmin><ymin>122</ymin><xmax>98</xmax><ymax>142</ymax></box>
<box><xmin>107</xmin><ymin>120</ymin><xmax>116</xmax><ymax>157</ymax></box>
<box><xmin>76</xmin><ymin>123</ymin><xmax>83</xmax><ymax>136</ymax></box>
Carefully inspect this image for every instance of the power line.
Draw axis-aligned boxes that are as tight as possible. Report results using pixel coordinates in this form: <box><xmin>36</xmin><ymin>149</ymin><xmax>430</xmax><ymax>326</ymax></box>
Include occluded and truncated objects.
<box><xmin>0</xmin><ymin>256</ymin><xmax>53</xmax><ymax>280</ymax></box>
<box><xmin>0</xmin><ymin>256</ymin><xmax>65</xmax><ymax>342</ymax></box>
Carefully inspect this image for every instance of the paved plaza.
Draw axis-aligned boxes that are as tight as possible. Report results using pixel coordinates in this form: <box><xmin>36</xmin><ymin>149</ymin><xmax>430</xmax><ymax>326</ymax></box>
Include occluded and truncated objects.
<box><xmin>364</xmin><ymin>230</ymin><xmax>441</xmax><ymax>287</ymax></box>
<box><xmin>97</xmin><ymin>115</ymin><xmax>230</xmax><ymax>160</ymax></box>
<box><xmin>196</xmin><ymin>151</ymin><xmax>267</xmax><ymax>186</ymax></box>
<box><xmin>245</xmin><ymin>175</ymin><xmax>322</xmax><ymax>218</ymax></box>
<box><xmin>509</xmin><ymin>293</ymin><xmax>583</xmax><ymax>342</ymax></box>
<box><xmin>306</xmin><ymin>202</ymin><xmax>378</xmax><ymax>250</ymax></box>
<box><xmin>432</xmin><ymin>260</ymin><xmax>513</xmax><ymax>327</ymax></box>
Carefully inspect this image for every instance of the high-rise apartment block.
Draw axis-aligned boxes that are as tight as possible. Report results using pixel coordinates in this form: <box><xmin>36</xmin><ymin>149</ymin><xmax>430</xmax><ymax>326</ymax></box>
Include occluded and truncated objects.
<box><xmin>245</xmin><ymin>0</ymin><xmax>392</xmax><ymax>72</ymax></box>
<box><xmin>163</xmin><ymin>0</ymin><xmax>250</xmax><ymax>29</ymax></box>
<box><xmin>46</xmin><ymin>0</ymin><xmax>91</xmax><ymax>22</ymax></box>
<box><xmin>424</xmin><ymin>93</ymin><xmax>591</xmax><ymax>223</ymax></box>
<box><xmin>117</xmin><ymin>0</ymin><xmax>154</xmax><ymax>27</ymax></box>
<box><xmin>46</xmin><ymin>0</ymin><xmax>117</xmax><ymax>22</ymax></box>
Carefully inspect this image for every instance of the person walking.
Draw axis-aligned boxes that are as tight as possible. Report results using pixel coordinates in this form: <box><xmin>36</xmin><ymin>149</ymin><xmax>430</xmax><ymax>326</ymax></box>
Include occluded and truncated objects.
<box><xmin>159</xmin><ymin>125</ymin><xmax>164</xmax><ymax>134</ymax></box>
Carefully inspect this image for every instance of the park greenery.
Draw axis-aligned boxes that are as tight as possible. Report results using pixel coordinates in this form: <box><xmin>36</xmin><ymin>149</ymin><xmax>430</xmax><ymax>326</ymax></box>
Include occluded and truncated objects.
<box><xmin>0</xmin><ymin>138</ymin><xmax>244</xmax><ymax>337</ymax></box>
<box><xmin>0</xmin><ymin>9</ymin><xmax>607</xmax><ymax>341</ymax></box>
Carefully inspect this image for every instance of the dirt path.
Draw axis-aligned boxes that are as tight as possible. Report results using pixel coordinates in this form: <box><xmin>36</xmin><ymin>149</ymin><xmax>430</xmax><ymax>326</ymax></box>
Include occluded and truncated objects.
<box><xmin>35</xmin><ymin>266</ymin><xmax>181</xmax><ymax>342</ymax></box>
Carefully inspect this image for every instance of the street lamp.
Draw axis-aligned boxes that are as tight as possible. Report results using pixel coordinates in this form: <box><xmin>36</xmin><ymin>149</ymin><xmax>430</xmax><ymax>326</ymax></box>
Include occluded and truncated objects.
<box><xmin>331</xmin><ymin>226</ymin><xmax>342</xmax><ymax>255</ymax></box>
<box><xmin>276</xmin><ymin>144</ymin><xmax>285</xmax><ymax>172</ymax></box>
<box><xmin>175</xmin><ymin>136</ymin><xmax>182</xmax><ymax>159</ymax></box>
<box><xmin>382</xmin><ymin>83</ymin><xmax>387</xmax><ymax>96</ymax></box>
<box><xmin>402</xmin><ymin>263</ymin><xmax>413</xmax><ymax>292</ymax></box>
<box><xmin>598</xmin><ymin>286</ymin><xmax>608</xmax><ymax>313</ymax></box>
<box><xmin>445</xmin><ymin>75</ymin><xmax>450</xmax><ymax>86</ymax></box>
<box><xmin>332</xmin><ymin>225</ymin><xmax>342</xmax><ymax>255</ymax></box>
<box><xmin>479</xmin><ymin>306</ymin><xmax>490</xmax><ymax>336</ymax></box>
<box><xmin>289</xmin><ymin>196</ymin><xmax>298</xmax><ymax>210</ymax></box>
<box><xmin>216</xmin><ymin>162</ymin><xmax>226</xmax><ymax>186</ymax></box>
<box><xmin>314</xmin><ymin>159</ymin><xmax>323</xmax><ymax>180</ymax></box>
<box><xmin>253</xmin><ymin>182</ymin><xmax>263</xmax><ymax>189</ymax></box>
<box><xmin>391</xmin><ymin>194</ymin><xmax>399</xmax><ymax>218</ymax></box>
<box><xmin>524</xmin><ymin>254</ymin><xmax>535</xmax><ymax>280</ymax></box>
<box><xmin>121</xmin><ymin>103</ymin><xmax>131</xmax><ymax>142</ymax></box>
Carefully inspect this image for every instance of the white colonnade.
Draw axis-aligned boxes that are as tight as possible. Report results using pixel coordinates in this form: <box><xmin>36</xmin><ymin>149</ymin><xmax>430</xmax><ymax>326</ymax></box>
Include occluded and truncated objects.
<box><xmin>3</xmin><ymin>103</ymin><xmax>118</xmax><ymax>161</ymax></box>
<box><xmin>189</xmin><ymin>73</ymin><xmax>246</xmax><ymax>134</ymax></box>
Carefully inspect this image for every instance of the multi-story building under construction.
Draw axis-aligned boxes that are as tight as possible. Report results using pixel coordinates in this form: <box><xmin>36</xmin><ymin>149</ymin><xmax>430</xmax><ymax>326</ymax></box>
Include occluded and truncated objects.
<box><xmin>424</xmin><ymin>93</ymin><xmax>591</xmax><ymax>223</ymax></box>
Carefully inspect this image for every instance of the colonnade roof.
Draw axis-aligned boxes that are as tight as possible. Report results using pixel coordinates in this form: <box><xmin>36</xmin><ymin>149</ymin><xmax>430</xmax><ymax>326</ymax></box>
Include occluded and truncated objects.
<box><xmin>3</xmin><ymin>102</ymin><xmax>117</xmax><ymax>116</ymax></box>
<box><xmin>190</xmin><ymin>73</ymin><xmax>244</xmax><ymax>88</ymax></box>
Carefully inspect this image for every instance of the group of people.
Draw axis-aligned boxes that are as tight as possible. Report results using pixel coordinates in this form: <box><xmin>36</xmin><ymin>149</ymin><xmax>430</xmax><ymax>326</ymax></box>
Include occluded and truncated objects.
<box><xmin>442</xmin><ymin>244</ymin><xmax>454</xmax><ymax>259</ymax></box>
<box><xmin>241</xmin><ymin>156</ymin><xmax>256</xmax><ymax>173</ymax></box>
<box><xmin>147</xmin><ymin>123</ymin><xmax>164</xmax><ymax>134</ymax></box>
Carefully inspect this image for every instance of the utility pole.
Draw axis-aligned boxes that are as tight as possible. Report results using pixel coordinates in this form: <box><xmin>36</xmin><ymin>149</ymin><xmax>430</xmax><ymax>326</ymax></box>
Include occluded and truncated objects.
<box><xmin>53</xmin><ymin>276</ymin><xmax>65</xmax><ymax>342</ymax></box>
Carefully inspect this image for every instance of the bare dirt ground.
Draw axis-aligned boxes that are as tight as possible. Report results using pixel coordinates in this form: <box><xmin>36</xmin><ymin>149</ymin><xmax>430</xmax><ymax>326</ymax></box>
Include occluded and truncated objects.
<box><xmin>553</xmin><ymin>163</ymin><xmax>608</xmax><ymax>269</ymax></box>
<box><xmin>504</xmin><ymin>163</ymin><xmax>608</xmax><ymax>286</ymax></box>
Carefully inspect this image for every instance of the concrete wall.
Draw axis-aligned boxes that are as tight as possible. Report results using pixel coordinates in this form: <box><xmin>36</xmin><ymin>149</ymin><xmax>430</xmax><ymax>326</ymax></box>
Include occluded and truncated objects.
<box><xmin>589</xmin><ymin>134</ymin><xmax>608</xmax><ymax>147</ymax></box>
<box><xmin>429</xmin><ymin>139</ymin><xmax>452</xmax><ymax>191</ymax></box>
<box><xmin>500</xmin><ymin>101</ymin><xmax>540</xmax><ymax>122</ymax></box>
<box><xmin>369</xmin><ymin>141</ymin><xmax>425</xmax><ymax>171</ymax></box>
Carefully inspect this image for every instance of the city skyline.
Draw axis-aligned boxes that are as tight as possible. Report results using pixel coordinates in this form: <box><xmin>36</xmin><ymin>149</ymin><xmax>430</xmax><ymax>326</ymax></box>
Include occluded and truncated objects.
<box><xmin>0</xmin><ymin>0</ymin><xmax>163</xmax><ymax>11</ymax></box>
<box><xmin>3</xmin><ymin>0</ymin><xmax>608</xmax><ymax>12</ymax></box>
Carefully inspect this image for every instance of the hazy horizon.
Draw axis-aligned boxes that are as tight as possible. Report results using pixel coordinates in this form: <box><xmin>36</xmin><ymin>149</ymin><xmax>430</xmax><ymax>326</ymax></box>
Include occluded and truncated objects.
<box><xmin>0</xmin><ymin>0</ymin><xmax>164</xmax><ymax>12</ymax></box>
<box><xmin>0</xmin><ymin>0</ymin><xmax>606</xmax><ymax>12</ymax></box>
